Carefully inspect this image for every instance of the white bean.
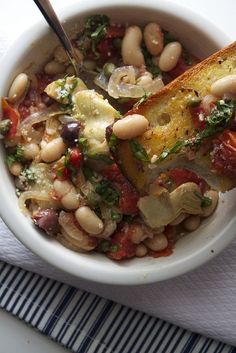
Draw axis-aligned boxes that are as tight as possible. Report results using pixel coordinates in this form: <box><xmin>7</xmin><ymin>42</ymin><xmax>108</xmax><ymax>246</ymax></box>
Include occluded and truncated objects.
<box><xmin>41</xmin><ymin>137</ymin><xmax>66</xmax><ymax>163</ymax></box>
<box><xmin>183</xmin><ymin>215</ymin><xmax>201</xmax><ymax>232</ymax></box>
<box><xmin>170</xmin><ymin>213</ymin><xmax>187</xmax><ymax>226</ymax></box>
<box><xmin>159</xmin><ymin>41</ymin><xmax>182</xmax><ymax>72</ymax></box>
<box><xmin>53</xmin><ymin>179</ymin><xmax>72</xmax><ymax>198</ymax></box>
<box><xmin>54</xmin><ymin>46</ymin><xmax>69</xmax><ymax>64</ymax></box>
<box><xmin>9</xmin><ymin>162</ymin><xmax>23</xmax><ymax>176</ymax></box>
<box><xmin>144</xmin><ymin>233</ymin><xmax>168</xmax><ymax>251</ymax></box>
<box><xmin>211</xmin><ymin>75</ymin><xmax>236</xmax><ymax>97</ymax></box>
<box><xmin>135</xmin><ymin>244</ymin><xmax>148</xmax><ymax>257</ymax></box>
<box><xmin>23</xmin><ymin>143</ymin><xmax>40</xmax><ymax>160</ymax></box>
<box><xmin>201</xmin><ymin>190</ymin><xmax>219</xmax><ymax>218</ymax></box>
<box><xmin>113</xmin><ymin>114</ymin><xmax>149</xmax><ymax>140</ymax></box>
<box><xmin>61</xmin><ymin>189</ymin><xmax>80</xmax><ymax>210</ymax></box>
<box><xmin>66</xmin><ymin>65</ymin><xmax>76</xmax><ymax>76</ymax></box>
<box><xmin>144</xmin><ymin>23</ymin><xmax>164</xmax><ymax>56</ymax></box>
<box><xmin>83</xmin><ymin>60</ymin><xmax>97</xmax><ymax>71</ymax></box>
<box><xmin>121</xmin><ymin>26</ymin><xmax>145</xmax><ymax>67</ymax></box>
<box><xmin>75</xmin><ymin>206</ymin><xmax>104</xmax><ymax>235</ymax></box>
<box><xmin>130</xmin><ymin>225</ymin><xmax>145</xmax><ymax>244</ymax></box>
<box><xmin>44</xmin><ymin>61</ymin><xmax>65</xmax><ymax>75</ymax></box>
<box><xmin>8</xmin><ymin>73</ymin><xmax>29</xmax><ymax>103</ymax></box>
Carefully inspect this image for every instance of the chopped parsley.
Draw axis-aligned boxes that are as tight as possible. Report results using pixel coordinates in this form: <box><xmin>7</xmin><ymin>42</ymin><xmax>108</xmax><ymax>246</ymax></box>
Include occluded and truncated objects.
<box><xmin>95</xmin><ymin>180</ymin><xmax>119</xmax><ymax>206</ymax></box>
<box><xmin>129</xmin><ymin>139</ymin><xmax>150</xmax><ymax>162</ymax></box>
<box><xmin>142</xmin><ymin>45</ymin><xmax>162</xmax><ymax>77</ymax></box>
<box><xmin>111</xmin><ymin>210</ymin><xmax>122</xmax><ymax>222</ymax></box>
<box><xmin>84</xmin><ymin>15</ymin><xmax>110</xmax><ymax>56</ymax></box>
<box><xmin>56</xmin><ymin>76</ymin><xmax>78</xmax><ymax>108</ymax></box>
<box><xmin>194</xmin><ymin>192</ymin><xmax>212</xmax><ymax>208</ymax></box>
<box><xmin>108</xmin><ymin>133</ymin><xmax>118</xmax><ymax>152</ymax></box>
<box><xmin>20</xmin><ymin>168</ymin><xmax>37</xmax><ymax>184</ymax></box>
<box><xmin>87</xmin><ymin>153</ymin><xmax>114</xmax><ymax>165</ymax></box>
<box><xmin>6</xmin><ymin>146</ymin><xmax>25</xmax><ymax>167</ymax></box>
<box><xmin>155</xmin><ymin>99</ymin><xmax>235</xmax><ymax>163</ymax></box>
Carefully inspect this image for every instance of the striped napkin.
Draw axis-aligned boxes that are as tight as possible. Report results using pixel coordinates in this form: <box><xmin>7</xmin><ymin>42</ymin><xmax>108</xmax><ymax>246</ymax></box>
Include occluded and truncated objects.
<box><xmin>0</xmin><ymin>261</ymin><xmax>235</xmax><ymax>353</ymax></box>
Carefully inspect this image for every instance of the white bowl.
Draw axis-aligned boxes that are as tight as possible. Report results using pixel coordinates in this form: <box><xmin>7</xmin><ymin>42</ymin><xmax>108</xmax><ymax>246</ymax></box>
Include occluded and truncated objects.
<box><xmin>0</xmin><ymin>0</ymin><xmax>235</xmax><ymax>285</ymax></box>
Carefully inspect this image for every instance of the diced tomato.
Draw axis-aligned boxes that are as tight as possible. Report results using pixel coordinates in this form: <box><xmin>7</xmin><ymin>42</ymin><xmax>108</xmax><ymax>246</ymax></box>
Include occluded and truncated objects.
<box><xmin>2</xmin><ymin>98</ymin><xmax>20</xmax><ymax>140</ymax></box>
<box><xmin>107</xmin><ymin>226</ymin><xmax>136</xmax><ymax>260</ymax></box>
<box><xmin>168</xmin><ymin>168</ymin><xmax>208</xmax><ymax>193</ymax></box>
<box><xmin>211</xmin><ymin>130</ymin><xmax>236</xmax><ymax>177</ymax></box>
<box><xmin>105</xmin><ymin>25</ymin><xmax>125</xmax><ymax>39</ymax></box>
<box><xmin>189</xmin><ymin>105</ymin><xmax>206</xmax><ymax>131</ymax></box>
<box><xmin>36</xmin><ymin>73</ymin><xmax>55</xmax><ymax>94</ymax></box>
<box><xmin>69</xmin><ymin>147</ymin><xmax>83</xmax><ymax>169</ymax></box>
<box><xmin>102</xmin><ymin>164</ymin><xmax>139</xmax><ymax>214</ymax></box>
<box><xmin>97</xmin><ymin>39</ymin><xmax>117</xmax><ymax>62</ymax></box>
<box><xmin>168</xmin><ymin>53</ymin><xmax>199</xmax><ymax>79</ymax></box>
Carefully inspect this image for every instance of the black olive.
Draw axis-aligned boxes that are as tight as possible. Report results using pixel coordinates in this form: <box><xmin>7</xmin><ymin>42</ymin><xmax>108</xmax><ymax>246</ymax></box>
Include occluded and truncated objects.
<box><xmin>61</xmin><ymin>122</ymin><xmax>80</xmax><ymax>147</ymax></box>
<box><xmin>33</xmin><ymin>209</ymin><xmax>59</xmax><ymax>236</ymax></box>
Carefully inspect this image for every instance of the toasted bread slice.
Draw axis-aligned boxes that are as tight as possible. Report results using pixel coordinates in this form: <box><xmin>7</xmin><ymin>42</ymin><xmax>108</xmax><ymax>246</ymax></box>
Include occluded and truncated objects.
<box><xmin>110</xmin><ymin>42</ymin><xmax>236</xmax><ymax>193</ymax></box>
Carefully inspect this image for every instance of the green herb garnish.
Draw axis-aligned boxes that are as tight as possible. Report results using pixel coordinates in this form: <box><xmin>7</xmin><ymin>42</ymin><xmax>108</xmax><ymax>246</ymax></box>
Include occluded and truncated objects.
<box><xmin>95</xmin><ymin>180</ymin><xmax>119</xmax><ymax>206</ymax></box>
<box><xmin>87</xmin><ymin>153</ymin><xmax>114</xmax><ymax>165</ymax></box>
<box><xmin>111</xmin><ymin>210</ymin><xmax>122</xmax><ymax>222</ymax></box>
<box><xmin>84</xmin><ymin>14</ymin><xmax>109</xmax><ymax>56</ymax></box>
<box><xmin>56</xmin><ymin>76</ymin><xmax>78</xmax><ymax>109</ymax></box>
<box><xmin>194</xmin><ymin>192</ymin><xmax>212</xmax><ymax>208</ymax></box>
<box><xmin>142</xmin><ymin>45</ymin><xmax>162</xmax><ymax>77</ymax></box>
<box><xmin>108</xmin><ymin>133</ymin><xmax>118</xmax><ymax>152</ymax></box>
<box><xmin>6</xmin><ymin>146</ymin><xmax>25</xmax><ymax>167</ymax></box>
<box><xmin>155</xmin><ymin>99</ymin><xmax>235</xmax><ymax>163</ymax></box>
<box><xmin>21</xmin><ymin>168</ymin><xmax>37</xmax><ymax>183</ymax></box>
<box><xmin>129</xmin><ymin>140</ymin><xmax>150</xmax><ymax>162</ymax></box>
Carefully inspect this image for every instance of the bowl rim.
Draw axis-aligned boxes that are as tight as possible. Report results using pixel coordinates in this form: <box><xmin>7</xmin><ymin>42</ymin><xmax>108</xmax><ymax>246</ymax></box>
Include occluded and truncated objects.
<box><xmin>0</xmin><ymin>0</ymin><xmax>235</xmax><ymax>285</ymax></box>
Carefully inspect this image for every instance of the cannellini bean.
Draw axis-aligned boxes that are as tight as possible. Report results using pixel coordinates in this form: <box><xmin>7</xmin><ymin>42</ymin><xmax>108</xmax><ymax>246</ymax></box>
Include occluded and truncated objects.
<box><xmin>210</xmin><ymin>75</ymin><xmax>236</xmax><ymax>97</ymax></box>
<box><xmin>159</xmin><ymin>41</ymin><xmax>182</xmax><ymax>72</ymax></box>
<box><xmin>130</xmin><ymin>224</ymin><xmax>145</xmax><ymax>244</ymax></box>
<box><xmin>170</xmin><ymin>213</ymin><xmax>187</xmax><ymax>226</ymax></box>
<box><xmin>83</xmin><ymin>60</ymin><xmax>97</xmax><ymax>71</ymax></box>
<box><xmin>61</xmin><ymin>189</ymin><xmax>80</xmax><ymax>210</ymax></box>
<box><xmin>201</xmin><ymin>94</ymin><xmax>217</xmax><ymax>115</ymax></box>
<box><xmin>75</xmin><ymin>206</ymin><xmax>104</xmax><ymax>235</ymax></box>
<box><xmin>66</xmin><ymin>65</ymin><xmax>76</xmax><ymax>76</ymax></box>
<box><xmin>144</xmin><ymin>23</ymin><xmax>164</xmax><ymax>56</ymax></box>
<box><xmin>8</xmin><ymin>73</ymin><xmax>29</xmax><ymax>103</ymax></box>
<box><xmin>53</xmin><ymin>179</ymin><xmax>72</xmax><ymax>197</ymax></box>
<box><xmin>201</xmin><ymin>190</ymin><xmax>219</xmax><ymax>218</ymax></box>
<box><xmin>121</xmin><ymin>26</ymin><xmax>145</xmax><ymax>67</ymax></box>
<box><xmin>9</xmin><ymin>162</ymin><xmax>23</xmax><ymax>176</ymax></box>
<box><xmin>135</xmin><ymin>244</ymin><xmax>148</xmax><ymax>257</ymax></box>
<box><xmin>54</xmin><ymin>46</ymin><xmax>69</xmax><ymax>64</ymax></box>
<box><xmin>44</xmin><ymin>60</ymin><xmax>65</xmax><ymax>75</ymax></box>
<box><xmin>23</xmin><ymin>143</ymin><xmax>40</xmax><ymax>160</ymax></box>
<box><xmin>144</xmin><ymin>233</ymin><xmax>168</xmax><ymax>251</ymax></box>
<box><xmin>113</xmin><ymin>114</ymin><xmax>149</xmax><ymax>140</ymax></box>
<box><xmin>41</xmin><ymin>137</ymin><xmax>66</xmax><ymax>163</ymax></box>
<box><xmin>183</xmin><ymin>215</ymin><xmax>201</xmax><ymax>232</ymax></box>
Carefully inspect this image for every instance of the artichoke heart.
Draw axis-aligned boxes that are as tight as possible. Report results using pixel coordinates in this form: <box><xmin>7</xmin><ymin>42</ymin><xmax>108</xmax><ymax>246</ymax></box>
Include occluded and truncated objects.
<box><xmin>138</xmin><ymin>182</ymin><xmax>202</xmax><ymax>228</ymax></box>
<box><xmin>73</xmin><ymin>90</ymin><xmax>120</xmax><ymax>155</ymax></box>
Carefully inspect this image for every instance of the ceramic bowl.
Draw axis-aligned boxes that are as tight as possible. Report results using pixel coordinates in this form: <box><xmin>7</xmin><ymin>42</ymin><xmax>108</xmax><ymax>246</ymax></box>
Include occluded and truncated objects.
<box><xmin>0</xmin><ymin>0</ymin><xmax>235</xmax><ymax>285</ymax></box>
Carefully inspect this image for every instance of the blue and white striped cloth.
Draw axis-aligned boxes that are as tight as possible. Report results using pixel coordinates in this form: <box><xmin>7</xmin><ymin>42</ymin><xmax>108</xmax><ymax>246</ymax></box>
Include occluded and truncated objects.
<box><xmin>0</xmin><ymin>261</ymin><xmax>235</xmax><ymax>353</ymax></box>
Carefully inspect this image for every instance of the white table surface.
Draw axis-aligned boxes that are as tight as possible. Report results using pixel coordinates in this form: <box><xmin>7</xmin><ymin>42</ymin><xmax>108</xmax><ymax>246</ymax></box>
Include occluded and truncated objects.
<box><xmin>0</xmin><ymin>0</ymin><xmax>235</xmax><ymax>351</ymax></box>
